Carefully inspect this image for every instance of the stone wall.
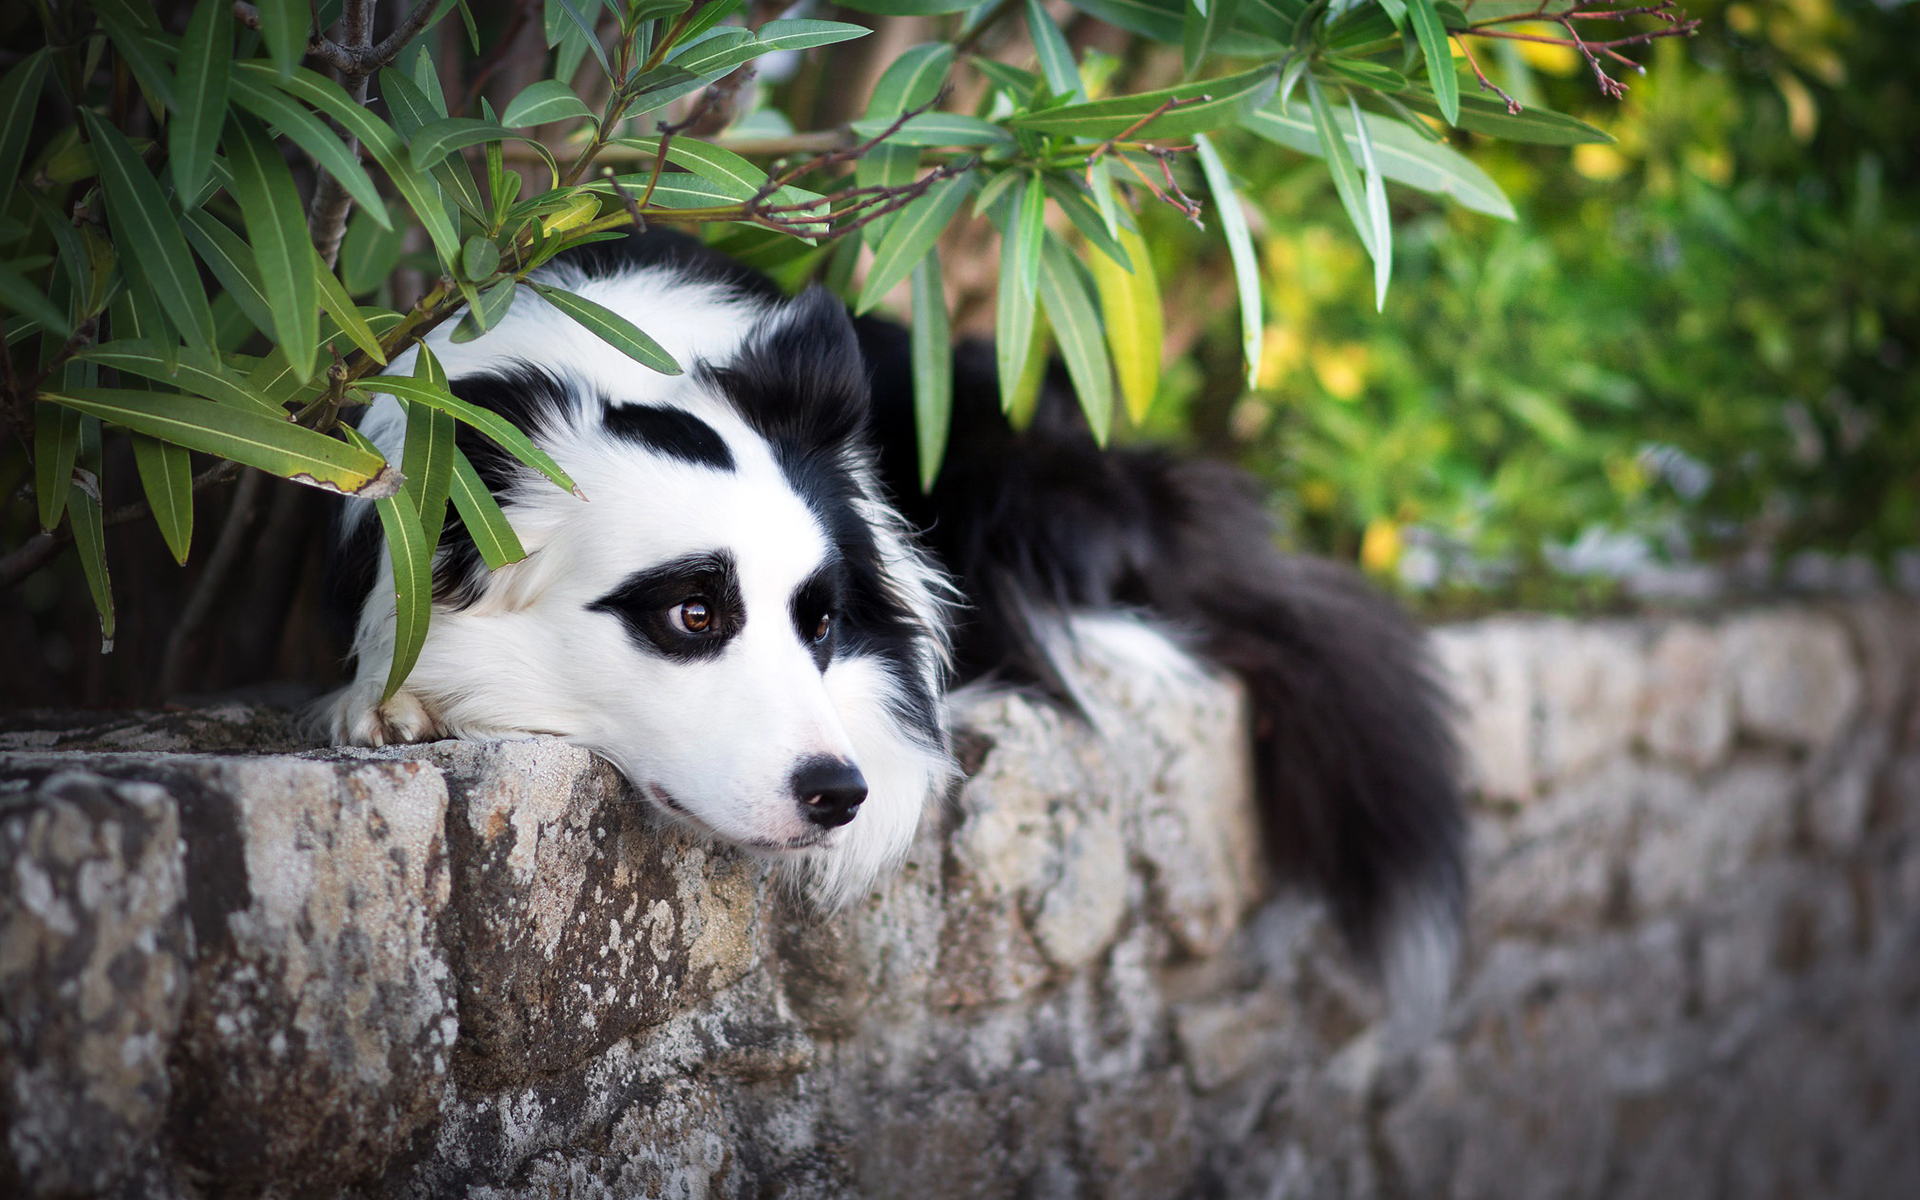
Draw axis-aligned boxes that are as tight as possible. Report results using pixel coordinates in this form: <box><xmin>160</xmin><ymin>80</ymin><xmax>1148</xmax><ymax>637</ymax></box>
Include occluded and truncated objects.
<box><xmin>3</xmin><ymin>600</ymin><xmax>1917</xmax><ymax>1199</ymax></box>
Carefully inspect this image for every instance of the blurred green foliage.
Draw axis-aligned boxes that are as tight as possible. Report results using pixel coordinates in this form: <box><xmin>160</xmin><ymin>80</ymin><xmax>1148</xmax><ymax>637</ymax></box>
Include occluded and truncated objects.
<box><xmin>1149</xmin><ymin>0</ymin><xmax>1918</xmax><ymax>604</ymax></box>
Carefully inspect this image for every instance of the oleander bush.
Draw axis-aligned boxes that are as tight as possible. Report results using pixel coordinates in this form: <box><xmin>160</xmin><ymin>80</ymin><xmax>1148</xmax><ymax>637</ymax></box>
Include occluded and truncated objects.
<box><xmin>0</xmin><ymin>0</ymin><xmax>1695</xmax><ymax>702</ymax></box>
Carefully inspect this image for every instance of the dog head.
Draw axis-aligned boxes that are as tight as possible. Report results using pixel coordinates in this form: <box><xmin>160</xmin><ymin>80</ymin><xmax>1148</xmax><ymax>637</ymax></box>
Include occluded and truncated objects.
<box><xmin>340</xmin><ymin>250</ymin><xmax>952</xmax><ymax>904</ymax></box>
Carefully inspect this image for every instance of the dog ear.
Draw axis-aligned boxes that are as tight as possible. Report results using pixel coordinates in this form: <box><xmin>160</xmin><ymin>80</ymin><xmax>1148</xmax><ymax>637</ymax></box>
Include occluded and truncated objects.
<box><xmin>708</xmin><ymin>285</ymin><xmax>869</xmax><ymax>450</ymax></box>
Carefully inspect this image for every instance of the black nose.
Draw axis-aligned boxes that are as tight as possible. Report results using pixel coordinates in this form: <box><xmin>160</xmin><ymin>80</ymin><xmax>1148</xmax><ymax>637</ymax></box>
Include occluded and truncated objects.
<box><xmin>791</xmin><ymin>758</ymin><xmax>867</xmax><ymax>828</ymax></box>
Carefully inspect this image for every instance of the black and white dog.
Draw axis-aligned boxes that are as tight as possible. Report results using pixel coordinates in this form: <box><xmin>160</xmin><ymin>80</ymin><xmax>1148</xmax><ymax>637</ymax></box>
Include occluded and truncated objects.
<box><xmin>324</xmin><ymin>232</ymin><xmax>1463</xmax><ymax>1009</ymax></box>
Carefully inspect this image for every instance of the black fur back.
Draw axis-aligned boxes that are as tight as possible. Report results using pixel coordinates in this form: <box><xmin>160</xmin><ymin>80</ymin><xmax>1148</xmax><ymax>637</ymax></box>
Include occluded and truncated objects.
<box><xmin>855</xmin><ymin>315</ymin><xmax>1465</xmax><ymax>975</ymax></box>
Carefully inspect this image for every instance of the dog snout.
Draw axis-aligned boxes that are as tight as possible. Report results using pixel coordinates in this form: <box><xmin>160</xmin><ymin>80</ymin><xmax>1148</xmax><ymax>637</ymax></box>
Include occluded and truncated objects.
<box><xmin>791</xmin><ymin>757</ymin><xmax>867</xmax><ymax>828</ymax></box>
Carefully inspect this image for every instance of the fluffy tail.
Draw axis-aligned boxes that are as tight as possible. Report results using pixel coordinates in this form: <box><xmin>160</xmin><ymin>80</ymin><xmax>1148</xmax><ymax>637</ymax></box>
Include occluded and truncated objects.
<box><xmin>856</xmin><ymin>327</ymin><xmax>1465</xmax><ymax>1022</ymax></box>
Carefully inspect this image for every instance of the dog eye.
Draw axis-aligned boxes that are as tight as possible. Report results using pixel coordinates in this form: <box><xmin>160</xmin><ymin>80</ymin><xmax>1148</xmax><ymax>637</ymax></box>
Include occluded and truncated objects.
<box><xmin>671</xmin><ymin>598</ymin><xmax>713</xmax><ymax>634</ymax></box>
<box><xmin>811</xmin><ymin>612</ymin><xmax>832</xmax><ymax>644</ymax></box>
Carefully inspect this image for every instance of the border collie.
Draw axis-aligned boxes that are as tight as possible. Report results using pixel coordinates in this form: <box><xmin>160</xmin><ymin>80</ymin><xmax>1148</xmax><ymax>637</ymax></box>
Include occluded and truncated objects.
<box><xmin>323</xmin><ymin>232</ymin><xmax>1463</xmax><ymax>1012</ymax></box>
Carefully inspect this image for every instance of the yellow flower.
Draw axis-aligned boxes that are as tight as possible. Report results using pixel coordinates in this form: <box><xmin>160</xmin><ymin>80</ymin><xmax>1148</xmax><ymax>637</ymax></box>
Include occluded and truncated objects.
<box><xmin>1573</xmin><ymin>143</ymin><xmax>1632</xmax><ymax>182</ymax></box>
<box><xmin>1361</xmin><ymin>518</ymin><xmax>1402</xmax><ymax>575</ymax></box>
<box><xmin>1311</xmin><ymin>343</ymin><xmax>1368</xmax><ymax>401</ymax></box>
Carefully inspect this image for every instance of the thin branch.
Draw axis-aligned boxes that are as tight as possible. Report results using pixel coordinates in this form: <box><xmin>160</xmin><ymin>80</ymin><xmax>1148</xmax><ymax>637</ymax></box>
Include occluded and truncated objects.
<box><xmin>0</xmin><ymin>462</ymin><xmax>242</xmax><ymax>591</ymax></box>
<box><xmin>306</xmin><ymin>0</ymin><xmax>375</xmax><ymax>266</ymax></box>
<box><xmin>1452</xmin><ymin>34</ymin><xmax>1520</xmax><ymax>114</ymax></box>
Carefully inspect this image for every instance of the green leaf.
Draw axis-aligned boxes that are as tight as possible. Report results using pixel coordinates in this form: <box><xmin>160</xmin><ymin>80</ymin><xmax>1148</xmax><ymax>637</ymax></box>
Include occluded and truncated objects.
<box><xmin>227</xmin><ymin>70</ymin><xmax>392</xmax><ymax>227</ymax></box>
<box><xmin>401</xmin><ymin>396</ymin><xmax>457</xmax><ymax>550</ymax></box>
<box><xmin>856</xmin><ymin>172</ymin><xmax>973</xmax><ymax>315</ymax></box>
<box><xmin>410</xmin><ymin>117</ymin><xmax>513</xmax><ymax>171</ymax></box>
<box><xmin>0</xmin><ymin>50</ymin><xmax>52</xmax><ymax>194</ymax></box>
<box><xmin>835</xmin><ymin>0</ymin><xmax>977</xmax><ymax>13</ymax></box>
<box><xmin>33</xmin><ymin>400</ymin><xmax>80</xmax><ymax>531</ymax></box>
<box><xmin>995</xmin><ymin>176</ymin><xmax>1045</xmax><ymax>413</ymax></box>
<box><xmin>866</xmin><ymin>43</ymin><xmax>955</xmax><ymax>117</ymax></box>
<box><xmin>849</xmin><ymin>113</ymin><xmax>1015</xmax><ymax>147</ymax></box>
<box><xmin>1025</xmin><ymin>0</ymin><xmax>1085</xmax><ymax>100</ymax></box>
<box><xmin>131</xmin><ymin>433</ymin><xmax>194</xmax><ymax>564</ymax></box>
<box><xmin>92</xmin><ymin>0</ymin><xmax>176</xmax><ymax>113</ymax></box>
<box><xmin>1397</xmin><ymin>88</ymin><xmax>1614</xmax><ymax>144</ymax></box>
<box><xmin>1035</xmin><ymin>234</ymin><xmax>1113</xmax><ymax>445</ymax></box>
<box><xmin>1350</xmin><ymin>94</ymin><xmax>1393</xmax><ymax>311</ymax></box>
<box><xmin>256</xmin><ymin>0</ymin><xmax>310</xmax><ymax>80</ymax></box>
<box><xmin>170</xmin><ymin>0</ymin><xmax>232</xmax><ymax>202</ymax></box>
<box><xmin>547</xmin><ymin>0</ymin><xmax>612</xmax><ymax>77</ymax></box>
<box><xmin>750</xmin><ymin>18</ymin><xmax>872</xmax><ymax>53</ymax></box>
<box><xmin>1009</xmin><ymin>66</ymin><xmax>1278</xmax><ymax>139</ymax></box>
<box><xmin>461</xmin><ymin>235</ymin><xmax>502</xmax><ymax>280</ymax></box>
<box><xmin>225</xmin><ymin>111</ymin><xmax>321</xmax><ymax>382</ymax></box>
<box><xmin>1195</xmin><ymin>132</ymin><xmax>1263</xmax><ymax>388</ymax></box>
<box><xmin>970</xmin><ymin>58</ymin><xmax>1042</xmax><ymax>103</ymax></box>
<box><xmin>1183</xmin><ymin>0</ymin><xmax>1243</xmax><ymax>79</ymax></box>
<box><xmin>909</xmin><ymin>256</ymin><xmax>951</xmax><ymax>492</ymax></box>
<box><xmin>1240</xmin><ymin>100</ymin><xmax>1514</xmax><ymax>218</ymax></box>
<box><xmin>342</xmin><ymin>423</ymin><xmax>435</xmax><ymax>701</ymax></box>
<box><xmin>312</xmin><ymin>245</ymin><xmax>389</xmax><ymax>364</ymax></box>
<box><xmin>253</xmin><ymin>64</ymin><xmax>460</xmax><ymax>262</ymax></box>
<box><xmin>1407</xmin><ymin>0</ymin><xmax>1459</xmax><ymax>126</ymax></box>
<box><xmin>451</xmin><ymin>277</ymin><xmax>519</xmax><ymax>342</ymax></box>
<box><xmin>179</xmin><ymin>210</ymin><xmax>278</xmax><ymax>342</ymax></box>
<box><xmin>82</xmin><ymin>111</ymin><xmax>217</xmax><ymax>355</ymax></box>
<box><xmin>78</xmin><ymin>339</ymin><xmax>284</xmax><ymax>417</ymax></box>
<box><xmin>1323</xmin><ymin>58</ymin><xmax>1408</xmax><ymax>92</ymax></box>
<box><xmin>69</xmin><ymin>419</ymin><xmax>114</xmax><ymax>648</ymax></box>
<box><xmin>528</xmin><ymin>281</ymin><xmax>682</xmax><ymax>375</ymax></box>
<box><xmin>1306</xmin><ymin>77</ymin><xmax>1379</xmax><ymax>262</ymax></box>
<box><xmin>1042</xmin><ymin>175</ymin><xmax>1132</xmax><ymax>272</ymax></box>
<box><xmin>39</xmin><ymin>388</ymin><xmax>403</xmax><ymax>498</ymax></box>
<box><xmin>1086</xmin><ymin>220</ymin><xmax>1162</xmax><ymax>423</ymax></box>
<box><xmin>856</xmin><ymin>142</ymin><xmax>919</xmax><ymax>248</ymax></box>
<box><xmin>610</xmin><ymin>136</ymin><xmax>771</xmax><ymax>200</ymax></box>
<box><xmin>358</xmin><ymin>373</ymin><xmax>582</xmax><ymax>497</ymax></box>
<box><xmin>502</xmin><ymin>79</ymin><xmax>598</xmax><ymax>128</ymax></box>
<box><xmin>340</xmin><ymin>203</ymin><xmax>407</xmax><ymax>295</ymax></box>
<box><xmin>448</xmin><ymin>447</ymin><xmax>528</xmax><ymax>569</ymax></box>
<box><xmin>0</xmin><ymin>256</ymin><xmax>72</xmax><ymax>336</ymax></box>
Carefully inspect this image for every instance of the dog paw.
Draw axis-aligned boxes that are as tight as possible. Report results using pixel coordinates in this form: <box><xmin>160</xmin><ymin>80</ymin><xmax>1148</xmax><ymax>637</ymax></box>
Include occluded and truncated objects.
<box><xmin>319</xmin><ymin>683</ymin><xmax>446</xmax><ymax>747</ymax></box>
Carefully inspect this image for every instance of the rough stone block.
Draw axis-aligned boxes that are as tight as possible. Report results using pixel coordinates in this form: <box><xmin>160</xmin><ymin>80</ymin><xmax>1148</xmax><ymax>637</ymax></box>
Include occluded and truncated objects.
<box><xmin>1535</xmin><ymin>620</ymin><xmax>1646</xmax><ymax>785</ymax></box>
<box><xmin>1433</xmin><ymin>621</ymin><xmax>1537</xmax><ymax>803</ymax></box>
<box><xmin>1724</xmin><ymin>611</ymin><xmax>1863</xmax><ymax>751</ymax></box>
<box><xmin>1629</xmin><ymin>758</ymin><xmax>1797</xmax><ymax>914</ymax></box>
<box><xmin>407</xmin><ymin>739</ymin><xmax>767</xmax><ymax>1088</ymax></box>
<box><xmin>0</xmin><ymin>772</ymin><xmax>186</xmax><ymax>1199</ymax></box>
<box><xmin>1640</xmin><ymin>621</ymin><xmax>1734</xmax><ymax>769</ymax></box>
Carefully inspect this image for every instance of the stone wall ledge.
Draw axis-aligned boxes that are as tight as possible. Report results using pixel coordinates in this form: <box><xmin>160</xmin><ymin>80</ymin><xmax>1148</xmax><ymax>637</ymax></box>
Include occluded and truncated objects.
<box><xmin>3</xmin><ymin>599</ymin><xmax>1918</xmax><ymax>1199</ymax></box>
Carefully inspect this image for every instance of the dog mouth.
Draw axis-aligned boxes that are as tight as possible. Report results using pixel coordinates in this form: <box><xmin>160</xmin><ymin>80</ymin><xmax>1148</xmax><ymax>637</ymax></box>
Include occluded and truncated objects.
<box><xmin>641</xmin><ymin>782</ymin><xmax>833</xmax><ymax>852</ymax></box>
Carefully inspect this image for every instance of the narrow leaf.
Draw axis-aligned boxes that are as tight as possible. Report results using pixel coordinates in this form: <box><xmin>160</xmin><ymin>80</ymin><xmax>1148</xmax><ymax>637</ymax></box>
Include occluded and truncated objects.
<box><xmin>93</xmin><ymin>0</ymin><xmax>176</xmax><ymax>113</ymax></box>
<box><xmin>503</xmin><ymin>79</ymin><xmax>597</xmax><ymax>127</ymax></box>
<box><xmin>1195</xmin><ymin>132</ymin><xmax>1263</xmax><ymax>388</ymax></box>
<box><xmin>1306</xmin><ymin>77</ymin><xmax>1379</xmax><ymax>261</ymax></box>
<box><xmin>847</xmin><ymin>113</ymin><xmax>1015</xmax><ymax>147</ymax></box>
<box><xmin>40</xmin><ymin>388</ymin><xmax>402</xmax><ymax>498</ymax></box>
<box><xmin>170</xmin><ymin>0</ymin><xmax>231</xmax><ymax>201</ymax></box>
<box><xmin>131</xmin><ymin>433</ymin><xmax>194</xmax><ymax>563</ymax></box>
<box><xmin>69</xmin><ymin>421</ymin><xmax>114</xmax><ymax>648</ymax></box>
<box><xmin>227</xmin><ymin>70</ymin><xmax>392</xmax><ymax>226</ymax></box>
<box><xmin>1025</xmin><ymin>0</ymin><xmax>1084</xmax><ymax>100</ymax></box>
<box><xmin>1087</xmin><ymin>221</ymin><xmax>1163</xmax><ymax>423</ymax></box>
<box><xmin>1408</xmin><ymin>0</ymin><xmax>1459</xmax><ymax>126</ymax></box>
<box><xmin>1240</xmin><ymin>100</ymin><xmax>1514</xmax><ymax>219</ymax></box>
<box><xmin>78</xmin><ymin>339</ymin><xmax>284</xmax><ymax>417</ymax></box>
<box><xmin>342</xmin><ymin>424</ymin><xmax>434</xmax><ymax>701</ymax></box>
<box><xmin>82</xmin><ymin>111</ymin><xmax>217</xmax><ymax>354</ymax></box>
<box><xmin>0</xmin><ymin>50</ymin><xmax>51</xmax><ymax>193</ymax></box>
<box><xmin>866</xmin><ymin>43</ymin><xmax>955</xmax><ymax>117</ymax></box>
<box><xmin>1396</xmin><ymin>88</ymin><xmax>1613</xmax><ymax>144</ymax></box>
<box><xmin>856</xmin><ymin>173</ymin><xmax>972</xmax><ymax>315</ymax></box>
<box><xmin>410</xmin><ymin>117</ymin><xmax>513</xmax><ymax>171</ymax></box>
<box><xmin>340</xmin><ymin>203</ymin><xmax>407</xmax><ymax>295</ymax></box>
<box><xmin>256</xmin><ymin>0</ymin><xmax>310</xmax><ymax>80</ymax></box>
<box><xmin>401</xmin><ymin>398</ymin><xmax>457</xmax><ymax>550</ymax></box>
<box><xmin>33</xmin><ymin>400</ymin><xmax>80</xmax><ymax>531</ymax></box>
<box><xmin>448</xmin><ymin>447</ymin><xmax>528</xmax><ymax>569</ymax></box>
<box><xmin>357</xmin><ymin>373</ymin><xmax>581</xmax><ymax>496</ymax></box>
<box><xmin>180</xmin><ymin>210</ymin><xmax>278</xmax><ymax>342</ymax></box>
<box><xmin>1009</xmin><ymin>66</ymin><xmax>1277</xmax><ymax>139</ymax></box>
<box><xmin>1350</xmin><ymin>93</ymin><xmax>1394</xmax><ymax>310</ymax></box>
<box><xmin>528</xmin><ymin>282</ymin><xmax>682</xmax><ymax>375</ymax></box>
<box><xmin>225</xmin><ymin>111</ymin><xmax>321</xmax><ymax>382</ymax></box>
<box><xmin>312</xmin><ymin>245</ymin><xmax>389</xmax><ymax>364</ymax></box>
<box><xmin>909</xmin><ymin>255</ymin><xmax>951</xmax><ymax>492</ymax></box>
<box><xmin>1036</xmin><ymin>234</ymin><xmax>1114</xmax><ymax>444</ymax></box>
<box><xmin>995</xmin><ymin>176</ymin><xmax>1046</xmax><ymax>413</ymax></box>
